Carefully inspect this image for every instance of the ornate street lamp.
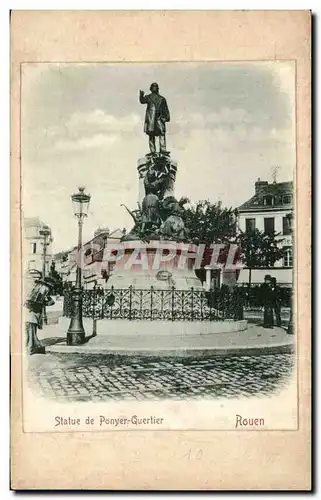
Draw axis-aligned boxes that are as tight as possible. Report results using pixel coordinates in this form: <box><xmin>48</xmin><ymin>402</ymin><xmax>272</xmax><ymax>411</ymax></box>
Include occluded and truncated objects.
<box><xmin>39</xmin><ymin>224</ymin><xmax>51</xmax><ymax>325</ymax></box>
<box><xmin>286</xmin><ymin>212</ymin><xmax>294</xmax><ymax>335</ymax></box>
<box><xmin>67</xmin><ymin>186</ymin><xmax>91</xmax><ymax>345</ymax></box>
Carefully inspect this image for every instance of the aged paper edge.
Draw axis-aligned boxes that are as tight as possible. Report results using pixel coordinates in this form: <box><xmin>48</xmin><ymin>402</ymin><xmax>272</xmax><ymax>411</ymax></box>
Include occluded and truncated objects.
<box><xmin>11</xmin><ymin>10</ymin><xmax>311</xmax><ymax>490</ymax></box>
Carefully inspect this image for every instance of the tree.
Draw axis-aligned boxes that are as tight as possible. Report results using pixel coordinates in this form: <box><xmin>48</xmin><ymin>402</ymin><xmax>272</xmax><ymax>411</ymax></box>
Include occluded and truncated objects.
<box><xmin>184</xmin><ymin>200</ymin><xmax>237</xmax><ymax>245</ymax></box>
<box><xmin>184</xmin><ymin>200</ymin><xmax>239</xmax><ymax>283</ymax></box>
<box><xmin>237</xmin><ymin>229</ymin><xmax>285</xmax><ymax>287</ymax></box>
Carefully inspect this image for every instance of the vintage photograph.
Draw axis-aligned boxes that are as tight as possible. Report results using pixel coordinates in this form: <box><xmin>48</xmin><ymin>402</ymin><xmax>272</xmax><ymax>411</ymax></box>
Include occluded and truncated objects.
<box><xmin>10</xmin><ymin>10</ymin><xmax>311</xmax><ymax>491</ymax></box>
<box><xmin>22</xmin><ymin>61</ymin><xmax>296</xmax><ymax>424</ymax></box>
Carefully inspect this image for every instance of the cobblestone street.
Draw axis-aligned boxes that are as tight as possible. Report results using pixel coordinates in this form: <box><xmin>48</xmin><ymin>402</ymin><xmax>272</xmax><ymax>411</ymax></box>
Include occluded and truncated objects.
<box><xmin>27</xmin><ymin>353</ymin><xmax>295</xmax><ymax>402</ymax></box>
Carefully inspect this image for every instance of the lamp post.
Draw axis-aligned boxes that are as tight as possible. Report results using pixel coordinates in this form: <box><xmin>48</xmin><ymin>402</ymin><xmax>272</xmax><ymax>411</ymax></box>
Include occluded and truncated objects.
<box><xmin>67</xmin><ymin>186</ymin><xmax>91</xmax><ymax>345</ymax></box>
<box><xmin>286</xmin><ymin>212</ymin><xmax>294</xmax><ymax>334</ymax></box>
<box><xmin>39</xmin><ymin>224</ymin><xmax>51</xmax><ymax>325</ymax></box>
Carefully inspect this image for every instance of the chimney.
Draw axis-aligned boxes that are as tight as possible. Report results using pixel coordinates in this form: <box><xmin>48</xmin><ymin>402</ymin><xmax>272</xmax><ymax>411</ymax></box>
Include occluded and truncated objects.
<box><xmin>255</xmin><ymin>178</ymin><xmax>268</xmax><ymax>195</ymax></box>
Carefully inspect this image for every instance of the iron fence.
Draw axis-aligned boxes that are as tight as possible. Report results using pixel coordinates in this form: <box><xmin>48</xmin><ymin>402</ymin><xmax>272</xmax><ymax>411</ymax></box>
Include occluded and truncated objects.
<box><xmin>63</xmin><ymin>286</ymin><xmax>245</xmax><ymax>322</ymax></box>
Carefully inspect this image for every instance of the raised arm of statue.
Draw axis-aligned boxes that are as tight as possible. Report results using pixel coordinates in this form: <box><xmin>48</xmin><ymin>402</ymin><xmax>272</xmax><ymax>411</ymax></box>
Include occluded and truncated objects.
<box><xmin>139</xmin><ymin>90</ymin><xmax>147</xmax><ymax>104</ymax></box>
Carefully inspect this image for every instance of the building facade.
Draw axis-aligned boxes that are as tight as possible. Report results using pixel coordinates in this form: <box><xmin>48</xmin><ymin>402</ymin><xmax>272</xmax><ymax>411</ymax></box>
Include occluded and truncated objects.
<box><xmin>53</xmin><ymin>247</ymin><xmax>77</xmax><ymax>282</ymax></box>
<box><xmin>82</xmin><ymin>228</ymin><xmax>126</xmax><ymax>288</ymax></box>
<box><xmin>236</xmin><ymin>178</ymin><xmax>293</xmax><ymax>286</ymax></box>
<box><xmin>53</xmin><ymin>227</ymin><xmax>126</xmax><ymax>288</ymax></box>
<box><xmin>23</xmin><ymin>217</ymin><xmax>53</xmax><ymax>276</ymax></box>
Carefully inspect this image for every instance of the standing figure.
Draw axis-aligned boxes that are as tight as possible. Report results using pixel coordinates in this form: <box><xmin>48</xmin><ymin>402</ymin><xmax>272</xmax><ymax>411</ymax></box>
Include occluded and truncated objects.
<box><xmin>260</xmin><ymin>274</ymin><xmax>274</xmax><ymax>328</ymax></box>
<box><xmin>271</xmin><ymin>277</ymin><xmax>282</xmax><ymax>327</ymax></box>
<box><xmin>139</xmin><ymin>83</ymin><xmax>170</xmax><ymax>154</ymax></box>
<box><xmin>232</xmin><ymin>286</ymin><xmax>244</xmax><ymax>321</ymax></box>
<box><xmin>24</xmin><ymin>278</ymin><xmax>55</xmax><ymax>355</ymax></box>
<box><xmin>159</xmin><ymin>196</ymin><xmax>190</xmax><ymax>241</ymax></box>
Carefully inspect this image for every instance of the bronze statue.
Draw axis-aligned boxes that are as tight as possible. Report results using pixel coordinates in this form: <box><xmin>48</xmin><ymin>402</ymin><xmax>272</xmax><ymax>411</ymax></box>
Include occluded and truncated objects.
<box><xmin>121</xmin><ymin>154</ymin><xmax>190</xmax><ymax>242</ymax></box>
<box><xmin>120</xmin><ymin>87</ymin><xmax>190</xmax><ymax>242</ymax></box>
<box><xmin>139</xmin><ymin>82</ymin><xmax>170</xmax><ymax>154</ymax></box>
<box><xmin>159</xmin><ymin>196</ymin><xmax>190</xmax><ymax>241</ymax></box>
<box><xmin>120</xmin><ymin>205</ymin><xmax>143</xmax><ymax>241</ymax></box>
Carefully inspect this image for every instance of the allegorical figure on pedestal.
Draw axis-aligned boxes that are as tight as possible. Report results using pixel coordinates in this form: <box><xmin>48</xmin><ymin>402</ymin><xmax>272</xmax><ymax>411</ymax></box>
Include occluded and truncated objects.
<box><xmin>139</xmin><ymin>82</ymin><xmax>170</xmax><ymax>154</ymax></box>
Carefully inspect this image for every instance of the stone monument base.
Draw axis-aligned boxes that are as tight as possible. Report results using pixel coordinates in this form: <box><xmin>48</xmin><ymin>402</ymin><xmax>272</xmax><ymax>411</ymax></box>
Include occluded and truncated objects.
<box><xmin>106</xmin><ymin>240</ymin><xmax>204</xmax><ymax>291</ymax></box>
<box><xmin>58</xmin><ymin>316</ymin><xmax>247</xmax><ymax>336</ymax></box>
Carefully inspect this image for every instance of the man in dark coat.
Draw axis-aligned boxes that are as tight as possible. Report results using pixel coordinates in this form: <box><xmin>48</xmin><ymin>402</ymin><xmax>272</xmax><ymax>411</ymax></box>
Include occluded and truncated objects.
<box><xmin>260</xmin><ymin>274</ymin><xmax>274</xmax><ymax>328</ymax></box>
<box><xmin>139</xmin><ymin>83</ymin><xmax>170</xmax><ymax>154</ymax></box>
<box><xmin>271</xmin><ymin>277</ymin><xmax>282</xmax><ymax>327</ymax></box>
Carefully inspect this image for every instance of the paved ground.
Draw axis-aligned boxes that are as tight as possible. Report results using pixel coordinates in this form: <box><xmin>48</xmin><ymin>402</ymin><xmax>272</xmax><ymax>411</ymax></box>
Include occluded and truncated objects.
<box><xmin>27</xmin><ymin>351</ymin><xmax>295</xmax><ymax>402</ymax></box>
<box><xmin>27</xmin><ymin>311</ymin><xmax>294</xmax><ymax>402</ymax></box>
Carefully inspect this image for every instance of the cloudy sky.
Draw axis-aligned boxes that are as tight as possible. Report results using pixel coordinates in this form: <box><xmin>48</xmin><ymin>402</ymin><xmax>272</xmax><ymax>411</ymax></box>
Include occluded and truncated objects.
<box><xmin>21</xmin><ymin>62</ymin><xmax>295</xmax><ymax>252</ymax></box>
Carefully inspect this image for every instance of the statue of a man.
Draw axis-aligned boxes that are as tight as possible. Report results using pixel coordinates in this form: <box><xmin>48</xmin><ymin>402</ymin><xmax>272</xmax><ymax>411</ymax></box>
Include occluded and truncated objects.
<box><xmin>139</xmin><ymin>82</ymin><xmax>170</xmax><ymax>154</ymax></box>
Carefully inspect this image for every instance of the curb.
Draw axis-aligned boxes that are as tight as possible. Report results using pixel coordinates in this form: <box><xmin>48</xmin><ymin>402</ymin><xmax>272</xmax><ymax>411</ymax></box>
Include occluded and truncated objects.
<box><xmin>45</xmin><ymin>341</ymin><xmax>294</xmax><ymax>358</ymax></box>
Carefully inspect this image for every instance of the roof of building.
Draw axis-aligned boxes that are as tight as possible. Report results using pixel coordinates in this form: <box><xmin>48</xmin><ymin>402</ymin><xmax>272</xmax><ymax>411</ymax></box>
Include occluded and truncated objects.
<box><xmin>54</xmin><ymin>247</ymin><xmax>77</xmax><ymax>260</ymax></box>
<box><xmin>53</xmin><ymin>229</ymin><xmax>124</xmax><ymax>264</ymax></box>
<box><xmin>237</xmin><ymin>180</ymin><xmax>293</xmax><ymax>212</ymax></box>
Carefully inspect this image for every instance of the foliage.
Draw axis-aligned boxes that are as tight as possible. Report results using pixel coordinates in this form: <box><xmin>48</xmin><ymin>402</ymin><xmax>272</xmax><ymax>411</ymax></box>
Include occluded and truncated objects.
<box><xmin>184</xmin><ymin>200</ymin><xmax>237</xmax><ymax>245</ymax></box>
<box><xmin>183</xmin><ymin>202</ymin><xmax>285</xmax><ymax>286</ymax></box>
<box><xmin>182</xmin><ymin>200</ymin><xmax>239</xmax><ymax>283</ymax></box>
<box><xmin>237</xmin><ymin>229</ymin><xmax>285</xmax><ymax>268</ymax></box>
<box><xmin>237</xmin><ymin>229</ymin><xmax>285</xmax><ymax>286</ymax></box>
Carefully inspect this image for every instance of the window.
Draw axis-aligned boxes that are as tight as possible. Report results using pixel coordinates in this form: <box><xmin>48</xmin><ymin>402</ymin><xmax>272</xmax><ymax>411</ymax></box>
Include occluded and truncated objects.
<box><xmin>245</xmin><ymin>218</ymin><xmax>256</xmax><ymax>233</ymax></box>
<box><xmin>32</xmin><ymin>242</ymin><xmax>36</xmax><ymax>254</ymax></box>
<box><xmin>263</xmin><ymin>195</ymin><xmax>274</xmax><ymax>206</ymax></box>
<box><xmin>282</xmin><ymin>194</ymin><xmax>292</xmax><ymax>205</ymax></box>
<box><xmin>283</xmin><ymin>247</ymin><xmax>293</xmax><ymax>267</ymax></box>
<box><xmin>283</xmin><ymin>216</ymin><xmax>292</xmax><ymax>235</ymax></box>
<box><xmin>264</xmin><ymin>217</ymin><xmax>275</xmax><ymax>234</ymax></box>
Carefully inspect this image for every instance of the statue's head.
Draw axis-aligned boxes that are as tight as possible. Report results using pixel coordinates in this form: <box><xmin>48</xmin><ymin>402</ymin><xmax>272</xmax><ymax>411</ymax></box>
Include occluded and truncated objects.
<box><xmin>150</xmin><ymin>82</ymin><xmax>159</xmax><ymax>93</ymax></box>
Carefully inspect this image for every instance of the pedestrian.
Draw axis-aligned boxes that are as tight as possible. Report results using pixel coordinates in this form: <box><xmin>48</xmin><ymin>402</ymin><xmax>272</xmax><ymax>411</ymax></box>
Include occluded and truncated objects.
<box><xmin>260</xmin><ymin>274</ymin><xmax>274</xmax><ymax>328</ymax></box>
<box><xmin>24</xmin><ymin>277</ymin><xmax>55</xmax><ymax>355</ymax></box>
<box><xmin>271</xmin><ymin>277</ymin><xmax>282</xmax><ymax>327</ymax></box>
<box><xmin>233</xmin><ymin>286</ymin><xmax>244</xmax><ymax>321</ymax></box>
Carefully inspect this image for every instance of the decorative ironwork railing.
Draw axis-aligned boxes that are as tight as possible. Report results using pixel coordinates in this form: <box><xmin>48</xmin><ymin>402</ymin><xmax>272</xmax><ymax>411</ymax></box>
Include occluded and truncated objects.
<box><xmin>63</xmin><ymin>286</ymin><xmax>245</xmax><ymax>322</ymax></box>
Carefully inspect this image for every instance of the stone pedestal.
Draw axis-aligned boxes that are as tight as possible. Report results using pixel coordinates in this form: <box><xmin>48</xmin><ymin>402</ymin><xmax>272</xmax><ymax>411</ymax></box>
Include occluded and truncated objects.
<box><xmin>106</xmin><ymin>240</ymin><xmax>203</xmax><ymax>290</ymax></box>
<box><xmin>113</xmin><ymin>154</ymin><xmax>202</xmax><ymax>291</ymax></box>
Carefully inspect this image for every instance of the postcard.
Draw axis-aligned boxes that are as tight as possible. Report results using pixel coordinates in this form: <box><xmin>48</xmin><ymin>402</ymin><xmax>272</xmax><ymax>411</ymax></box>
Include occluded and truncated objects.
<box><xmin>11</xmin><ymin>10</ymin><xmax>311</xmax><ymax>490</ymax></box>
